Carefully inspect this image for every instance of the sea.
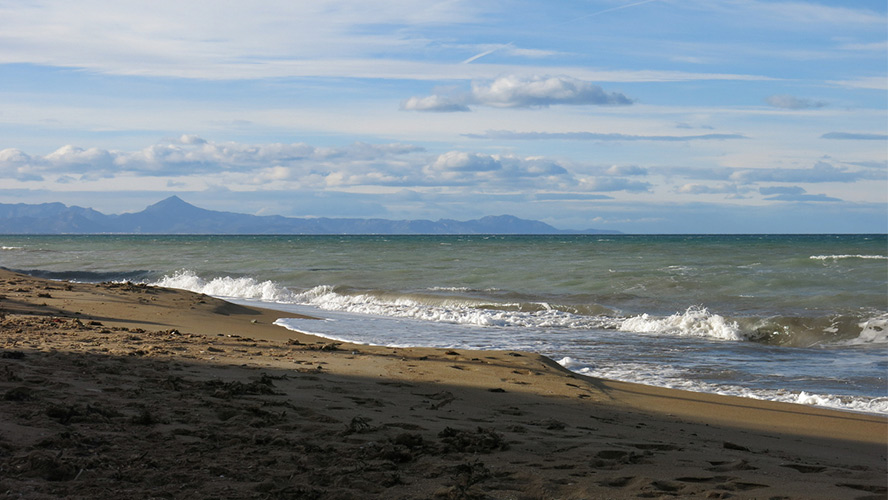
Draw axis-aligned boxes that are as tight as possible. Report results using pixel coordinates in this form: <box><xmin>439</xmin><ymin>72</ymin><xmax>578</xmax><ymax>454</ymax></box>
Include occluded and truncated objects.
<box><xmin>1</xmin><ymin>234</ymin><xmax>886</xmax><ymax>415</ymax></box>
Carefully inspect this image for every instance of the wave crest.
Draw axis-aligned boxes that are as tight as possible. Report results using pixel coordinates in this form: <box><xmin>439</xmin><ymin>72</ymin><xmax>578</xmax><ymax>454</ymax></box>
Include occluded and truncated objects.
<box><xmin>810</xmin><ymin>254</ymin><xmax>887</xmax><ymax>260</ymax></box>
<box><xmin>844</xmin><ymin>315</ymin><xmax>888</xmax><ymax>345</ymax></box>
<box><xmin>151</xmin><ymin>270</ymin><xmax>296</xmax><ymax>303</ymax></box>
<box><xmin>619</xmin><ymin>306</ymin><xmax>743</xmax><ymax>341</ymax></box>
<box><xmin>147</xmin><ymin>271</ymin><xmax>886</xmax><ymax>347</ymax></box>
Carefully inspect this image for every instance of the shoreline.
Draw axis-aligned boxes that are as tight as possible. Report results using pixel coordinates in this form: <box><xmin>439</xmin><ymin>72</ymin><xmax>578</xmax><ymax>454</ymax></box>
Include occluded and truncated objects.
<box><xmin>1</xmin><ymin>268</ymin><xmax>885</xmax><ymax>499</ymax></box>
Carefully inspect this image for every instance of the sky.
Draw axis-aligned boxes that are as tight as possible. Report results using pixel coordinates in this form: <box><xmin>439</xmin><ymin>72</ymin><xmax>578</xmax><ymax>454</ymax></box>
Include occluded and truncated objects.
<box><xmin>0</xmin><ymin>0</ymin><xmax>886</xmax><ymax>233</ymax></box>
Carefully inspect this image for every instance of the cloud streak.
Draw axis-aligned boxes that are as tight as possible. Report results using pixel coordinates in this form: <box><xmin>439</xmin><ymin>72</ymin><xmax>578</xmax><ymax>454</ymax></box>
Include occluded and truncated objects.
<box><xmin>464</xmin><ymin>130</ymin><xmax>746</xmax><ymax>141</ymax></box>
<box><xmin>821</xmin><ymin>132</ymin><xmax>888</xmax><ymax>141</ymax></box>
<box><xmin>759</xmin><ymin>186</ymin><xmax>840</xmax><ymax>202</ymax></box>
<box><xmin>730</xmin><ymin>161</ymin><xmax>883</xmax><ymax>184</ymax></box>
<box><xmin>568</xmin><ymin>0</ymin><xmax>661</xmax><ymax>22</ymax></box>
<box><xmin>766</xmin><ymin>94</ymin><xmax>827</xmax><ymax>110</ymax></box>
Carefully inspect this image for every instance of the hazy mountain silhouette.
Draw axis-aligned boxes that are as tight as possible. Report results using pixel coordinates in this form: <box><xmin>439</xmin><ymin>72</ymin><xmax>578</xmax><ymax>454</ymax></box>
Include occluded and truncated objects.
<box><xmin>0</xmin><ymin>196</ymin><xmax>620</xmax><ymax>234</ymax></box>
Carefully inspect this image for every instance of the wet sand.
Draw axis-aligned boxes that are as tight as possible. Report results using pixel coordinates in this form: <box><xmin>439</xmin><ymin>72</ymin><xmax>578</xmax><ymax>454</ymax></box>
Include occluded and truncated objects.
<box><xmin>0</xmin><ymin>269</ymin><xmax>885</xmax><ymax>499</ymax></box>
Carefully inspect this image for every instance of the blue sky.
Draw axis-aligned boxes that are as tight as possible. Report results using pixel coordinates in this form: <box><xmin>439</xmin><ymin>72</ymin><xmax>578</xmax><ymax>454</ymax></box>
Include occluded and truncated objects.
<box><xmin>0</xmin><ymin>0</ymin><xmax>885</xmax><ymax>233</ymax></box>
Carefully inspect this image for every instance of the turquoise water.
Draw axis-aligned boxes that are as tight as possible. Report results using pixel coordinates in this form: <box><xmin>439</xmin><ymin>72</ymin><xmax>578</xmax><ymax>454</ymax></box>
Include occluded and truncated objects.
<box><xmin>1</xmin><ymin>234</ymin><xmax>886</xmax><ymax>413</ymax></box>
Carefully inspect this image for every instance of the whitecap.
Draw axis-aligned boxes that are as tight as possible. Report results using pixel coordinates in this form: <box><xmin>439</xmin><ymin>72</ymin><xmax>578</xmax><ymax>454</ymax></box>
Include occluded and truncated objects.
<box><xmin>810</xmin><ymin>254</ymin><xmax>887</xmax><ymax>260</ymax></box>
<box><xmin>150</xmin><ymin>269</ymin><xmax>296</xmax><ymax>303</ymax></box>
<box><xmin>840</xmin><ymin>315</ymin><xmax>888</xmax><ymax>345</ymax></box>
<box><xmin>618</xmin><ymin>306</ymin><xmax>743</xmax><ymax>341</ymax></box>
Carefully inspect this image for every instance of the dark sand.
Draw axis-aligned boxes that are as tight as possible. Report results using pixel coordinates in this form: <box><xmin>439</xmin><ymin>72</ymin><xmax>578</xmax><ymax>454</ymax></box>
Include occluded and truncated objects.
<box><xmin>1</xmin><ymin>269</ymin><xmax>885</xmax><ymax>499</ymax></box>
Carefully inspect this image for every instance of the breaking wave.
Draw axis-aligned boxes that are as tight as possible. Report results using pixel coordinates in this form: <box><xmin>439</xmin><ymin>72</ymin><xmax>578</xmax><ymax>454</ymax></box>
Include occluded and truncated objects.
<box><xmin>149</xmin><ymin>270</ymin><xmax>886</xmax><ymax>347</ymax></box>
<box><xmin>150</xmin><ymin>269</ymin><xmax>296</xmax><ymax>303</ymax></box>
<box><xmin>619</xmin><ymin>306</ymin><xmax>743</xmax><ymax>341</ymax></box>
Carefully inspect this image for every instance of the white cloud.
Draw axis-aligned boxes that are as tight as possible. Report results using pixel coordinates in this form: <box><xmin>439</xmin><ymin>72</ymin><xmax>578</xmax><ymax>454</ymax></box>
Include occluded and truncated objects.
<box><xmin>1</xmin><ymin>137</ymin><xmax>884</xmax><ymax>212</ymax></box>
<box><xmin>401</xmin><ymin>95</ymin><xmax>470</xmax><ymax>113</ymax></box>
<box><xmin>423</xmin><ymin>151</ymin><xmax>571</xmax><ymax>188</ymax></box>
<box><xmin>404</xmin><ymin>75</ymin><xmax>633</xmax><ymax>112</ymax></box>
<box><xmin>605</xmin><ymin>165</ymin><xmax>648</xmax><ymax>176</ymax></box>
<box><xmin>472</xmin><ymin>75</ymin><xmax>633</xmax><ymax>108</ymax></box>
<box><xmin>178</xmin><ymin>134</ymin><xmax>207</xmax><ymax>145</ymax></box>
<box><xmin>429</xmin><ymin>151</ymin><xmax>501</xmax><ymax>172</ymax></box>
<box><xmin>45</xmin><ymin>145</ymin><xmax>112</xmax><ymax>166</ymax></box>
<box><xmin>0</xmin><ymin>148</ymin><xmax>31</xmax><ymax>165</ymax></box>
<box><xmin>729</xmin><ymin>161</ymin><xmax>881</xmax><ymax>184</ymax></box>
<box><xmin>0</xmin><ymin>138</ymin><xmax>580</xmax><ymax>192</ymax></box>
<box><xmin>0</xmin><ymin>148</ymin><xmax>41</xmax><ymax>181</ymax></box>
<box><xmin>0</xmin><ymin>1</ymin><xmax>480</xmax><ymax>69</ymax></box>
<box><xmin>0</xmin><ymin>1</ymin><xmax>787</xmax><ymax>85</ymax></box>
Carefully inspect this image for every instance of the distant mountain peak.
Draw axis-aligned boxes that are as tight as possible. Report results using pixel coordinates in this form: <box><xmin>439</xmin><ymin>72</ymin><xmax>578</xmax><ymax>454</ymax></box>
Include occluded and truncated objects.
<box><xmin>140</xmin><ymin>195</ymin><xmax>212</xmax><ymax>218</ymax></box>
<box><xmin>146</xmin><ymin>195</ymin><xmax>192</xmax><ymax>209</ymax></box>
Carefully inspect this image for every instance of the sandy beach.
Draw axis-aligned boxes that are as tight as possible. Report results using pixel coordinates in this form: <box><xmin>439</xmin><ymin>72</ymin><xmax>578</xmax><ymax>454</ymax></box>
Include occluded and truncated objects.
<box><xmin>0</xmin><ymin>268</ymin><xmax>885</xmax><ymax>499</ymax></box>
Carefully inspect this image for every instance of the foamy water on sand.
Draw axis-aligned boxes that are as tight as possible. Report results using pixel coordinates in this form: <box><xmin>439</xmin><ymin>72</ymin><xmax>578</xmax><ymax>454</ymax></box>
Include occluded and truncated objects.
<box><xmin>2</xmin><ymin>234</ymin><xmax>886</xmax><ymax>414</ymax></box>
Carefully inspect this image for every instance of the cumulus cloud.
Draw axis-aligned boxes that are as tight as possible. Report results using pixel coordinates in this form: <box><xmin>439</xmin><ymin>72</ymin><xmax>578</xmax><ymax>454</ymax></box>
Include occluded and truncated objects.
<box><xmin>178</xmin><ymin>134</ymin><xmax>208</xmax><ymax>145</ymax></box>
<box><xmin>464</xmin><ymin>130</ymin><xmax>745</xmax><ymax>141</ymax></box>
<box><xmin>3</xmin><ymin>136</ymin><xmax>879</xmax><ymax>210</ymax></box>
<box><xmin>400</xmin><ymin>95</ymin><xmax>470</xmax><ymax>112</ymax></box>
<box><xmin>1</xmin><ymin>146</ymin><xmax>118</xmax><ymax>180</ymax></box>
<box><xmin>471</xmin><ymin>75</ymin><xmax>632</xmax><ymax>108</ymax></box>
<box><xmin>422</xmin><ymin>151</ymin><xmax>571</xmax><ymax>187</ymax></box>
<box><xmin>45</xmin><ymin>145</ymin><xmax>115</xmax><ymax>170</ymax></box>
<box><xmin>766</xmin><ymin>94</ymin><xmax>827</xmax><ymax>110</ymax></box>
<box><xmin>0</xmin><ymin>148</ymin><xmax>42</xmax><ymax>181</ymax></box>
<box><xmin>0</xmin><ymin>148</ymin><xmax>31</xmax><ymax>164</ymax></box>
<box><xmin>605</xmin><ymin>165</ymin><xmax>647</xmax><ymax>176</ymax></box>
<box><xmin>0</xmin><ymin>137</ymin><xmax>422</xmax><ymax>182</ymax></box>
<box><xmin>403</xmin><ymin>75</ymin><xmax>633</xmax><ymax>112</ymax></box>
<box><xmin>428</xmin><ymin>151</ymin><xmax>501</xmax><ymax>172</ymax></box>
<box><xmin>0</xmin><ymin>137</ymin><xmax>583</xmax><ymax>193</ymax></box>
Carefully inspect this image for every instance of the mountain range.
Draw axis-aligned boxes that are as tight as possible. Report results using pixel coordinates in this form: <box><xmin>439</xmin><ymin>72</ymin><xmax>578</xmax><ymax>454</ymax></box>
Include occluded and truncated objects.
<box><xmin>0</xmin><ymin>196</ymin><xmax>619</xmax><ymax>235</ymax></box>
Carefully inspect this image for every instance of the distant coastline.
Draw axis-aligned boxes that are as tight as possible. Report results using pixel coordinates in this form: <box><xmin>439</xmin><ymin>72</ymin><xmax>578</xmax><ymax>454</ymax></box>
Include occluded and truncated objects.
<box><xmin>0</xmin><ymin>196</ymin><xmax>620</xmax><ymax>235</ymax></box>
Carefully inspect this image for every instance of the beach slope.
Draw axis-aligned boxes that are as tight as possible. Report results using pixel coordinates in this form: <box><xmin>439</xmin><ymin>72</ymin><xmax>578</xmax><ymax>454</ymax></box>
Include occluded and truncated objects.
<box><xmin>0</xmin><ymin>269</ymin><xmax>885</xmax><ymax>499</ymax></box>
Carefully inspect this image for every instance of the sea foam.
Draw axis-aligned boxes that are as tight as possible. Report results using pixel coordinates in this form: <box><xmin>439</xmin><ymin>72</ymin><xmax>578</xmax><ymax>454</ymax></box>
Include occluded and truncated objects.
<box><xmin>556</xmin><ymin>356</ymin><xmax>888</xmax><ymax>415</ymax></box>
<box><xmin>151</xmin><ymin>270</ymin><xmax>295</xmax><ymax>303</ymax></box>
<box><xmin>291</xmin><ymin>284</ymin><xmax>600</xmax><ymax>328</ymax></box>
<box><xmin>843</xmin><ymin>315</ymin><xmax>888</xmax><ymax>345</ymax></box>
<box><xmin>810</xmin><ymin>254</ymin><xmax>887</xmax><ymax>260</ymax></box>
<box><xmin>619</xmin><ymin>306</ymin><xmax>743</xmax><ymax>341</ymax></box>
<box><xmin>152</xmin><ymin>271</ymin><xmax>870</xmax><ymax>345</ymax></box>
